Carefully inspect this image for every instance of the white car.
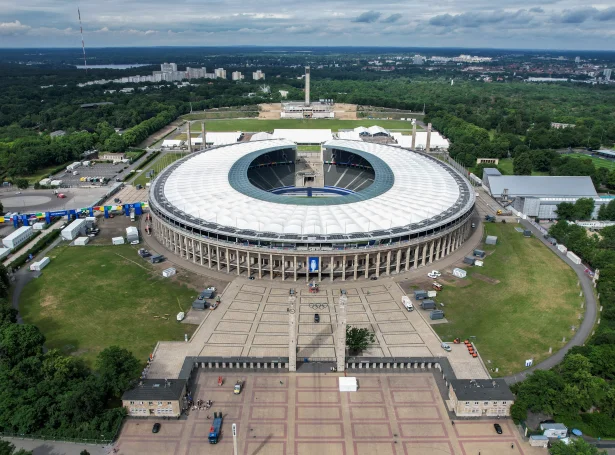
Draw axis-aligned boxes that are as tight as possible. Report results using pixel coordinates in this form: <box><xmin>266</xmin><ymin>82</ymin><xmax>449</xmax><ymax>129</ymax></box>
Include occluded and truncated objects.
<box><xmin>427</xmin><ymin>270</ymin><xmax>441</xmax><ymax>279</ymax></box>
<box><xmin>130</xmin><ymin>240</ymin><xmax>139</xmax><ymax>245</ymax></box>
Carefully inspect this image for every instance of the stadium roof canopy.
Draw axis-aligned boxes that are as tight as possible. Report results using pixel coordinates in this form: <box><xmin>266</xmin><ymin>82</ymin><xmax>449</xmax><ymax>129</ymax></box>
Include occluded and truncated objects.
<box><xmin>250</xmin><ymin>132</ymin><xmax>275</xmax><ymax>141</ymax></box>
<box><xmin>155</xmin><ymin>139</ymin><xmax>473</xmax><ymax>238</ymax></box>
<box><xmin>201</xmin><ymin>132</ymin><xmax>242</xmax><ymax>147</ymax></box>
<box><xmin>488</xmin><ymin>176</ymin><xmax>598</xmax><ymax>198</ymax></box>
<box><xmin>338</xmin><ymin>131</ymin><xmax>362</xmax><ymax>141</ymax></box>
<box><xmin>272</xmin><ymin>129</ymin><xmax>333</xmax><ymax>144</ymax></box>
<box><xmin>392</xmin><ymin>132</ymin><xmax>450</xmax><ymax>150</ymax></box>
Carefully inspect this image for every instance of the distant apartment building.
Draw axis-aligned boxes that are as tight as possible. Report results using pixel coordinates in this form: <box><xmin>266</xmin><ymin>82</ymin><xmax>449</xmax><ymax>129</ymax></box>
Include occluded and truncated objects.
<box><xmin>215</xmin><ymin>68</ymin><xmax>227</xmax><ymax>79</ymax></box>
<box><xmin>412</xmin><ymin>55</ymin><xmax>424</xmax><ymax>65</ymax></box>
<box><xmin>575</xmin><ymin>56</ymin><xmax>581</xmax><ymax>64</ymax></box>
<box><xmin>253</xmin><ymin>70</ymin><xmax>265</xmax><ymax>80</ymax></box>
<box><xmin>161</xmin><ymin>62</ymin><xmax>178</xmax><ymax>73</ymax></box>
<box><xmin>232</xmin><ymin>71</ymin><xmax>244</xmax><ymax>81</ymax></box>
<box><xmin>605</xmin><ymin>69</ymin><xmax>612</xmax><ymax>81</ymax></box>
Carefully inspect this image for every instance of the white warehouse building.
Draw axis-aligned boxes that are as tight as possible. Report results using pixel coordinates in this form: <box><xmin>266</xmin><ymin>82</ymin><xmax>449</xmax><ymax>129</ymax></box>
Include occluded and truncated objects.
<box><xmin>2</xmin><ymin>225</ymin><xmax>34</xmax><ymax>250</ymax></box>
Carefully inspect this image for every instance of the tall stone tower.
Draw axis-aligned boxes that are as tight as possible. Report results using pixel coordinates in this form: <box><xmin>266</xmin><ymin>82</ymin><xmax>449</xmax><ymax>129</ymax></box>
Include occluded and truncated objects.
<box><xmin>426</xmin><ymin>123</ymin><xmax>432</xmax><ymax>152</ymax></box>
<box><xmin>304</xmin><ymin>67</ymin><xmax>311</xmax><ymax>107</ymax></box>
<box><xmin>288</xmin><ymin>293</ymin><xmax>297</xmax><ymax>372</ymax></box>
<box><xmin>336</xmin><ymin>292</ymin><xmax>347</xmax><ymax>372</ymax></box>
<box><xmin>411</xmin><ymin>120</ymin><xmax>417</xmax><ymax>150</ymax></box>
<box><xmin>201</xmin><ymin>121</ymin><xmax>206</xmax><ymax>149</ymax></box>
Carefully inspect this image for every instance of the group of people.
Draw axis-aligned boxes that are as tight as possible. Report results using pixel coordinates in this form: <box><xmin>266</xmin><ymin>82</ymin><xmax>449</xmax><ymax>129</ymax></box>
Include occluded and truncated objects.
<box><xmin>191</xmin><ymin>399</ymin><xmax>212</xmax><ymax>411</ymax></box>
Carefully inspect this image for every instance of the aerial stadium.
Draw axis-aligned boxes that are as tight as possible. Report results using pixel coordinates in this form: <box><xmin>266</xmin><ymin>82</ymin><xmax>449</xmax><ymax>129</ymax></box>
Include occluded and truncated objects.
<box><xmin>149</xmin><ymin>139</ymin><xmax>476</xmax><ymax>281</ymax></box>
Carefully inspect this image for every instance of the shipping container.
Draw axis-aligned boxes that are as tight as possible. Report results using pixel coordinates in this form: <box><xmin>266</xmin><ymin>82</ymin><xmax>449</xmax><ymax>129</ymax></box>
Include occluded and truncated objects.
<box><xmin>475</xmin><ymin>260</ymin><xmax>484</xmax><ymax>267</ymax></box>
<box><xmin>0</xmin><ymin>248</ymin><xmax>10</xmax><ymax>261</ymax></box>
<box><xmin>529</xmin><ymin>435</ymin><xmax>549</xmax><ymax>448</ymax></box>
<box><xmin>61</xmin><ymin>219</ymin><xmax>86</xmax><ymax>241</ymax></box>
<box><xmin>453</xmin><ymin>267</ymin><xmax>467</xmax><ymax>278</ymax></box>
<box><xmin>463</xmin><ymin>256</ymin><xmax>475</xmax><ymax>265</ymax></box>
<box><xmin>74</xmin><ymin>237</ymin><xmax>89</xmax><ymax>246</ymax></box>
<box><xmin>150</xmin><ymin>254</ymin><xmax>164</xmax><ymax>263</ymax></box>
<box><xmin>557</xmin><ymin>244</ymin><xmax>568</xmax><ymax>254</ymax></box>
<box><xmin>162</xmin><ymin>267</ymin><xmax>176</xmax><ymax>277</ymax></box>
<box><xmin>566</xmin><ymin>251</ymin><xmax>582</xmax><ymax>265</ymax></box>
<box><xmin>485</xmin><ymin>235</ymin><xmax>498</xmax><ymax>245</ymax></box>
<box><xmin>112</xmin><ymin>237</ymin><xmax>125</xmax><ymax>245</ymax></box>
<box><xmin>427</xmin><ymin>290</ymin><xmax>437</xmax><ymax>298</ymax></box>
<box><xmin>30</xmin><ymin>257</ymin><xmax>50</xmax><ymax>271</ymax></box>
<box><xmin>85</xmin><ymin>217</ymin><xmax>97</xmax><ymax>227</ymax></box>
<box><xmin>429</xmin><ymin>310</ymin><xmax>445</xmax><ymax>320</ymax></box>
<box><xmin>420</xmin><ymin>300</ymin><xmax>436</xmax><ymax>310</ymax></box>
<box><xmin>413</xmin><ymin>290</ymin><xmax>428</xmax><ymax>300</ymax></box>
<box><xmin>32</xmin><ymin>222</ymin><xmax>46</xmax><ymax>231</ymax></box>
<box><xmin>126</xmin><ymin>226</ymin><xmax>139</xmax><ymax>242</ymax></box>
<box><xmin>473</xmin><ymin>249</ymin><xmax>486</xmax><ymax>258</ymax></box>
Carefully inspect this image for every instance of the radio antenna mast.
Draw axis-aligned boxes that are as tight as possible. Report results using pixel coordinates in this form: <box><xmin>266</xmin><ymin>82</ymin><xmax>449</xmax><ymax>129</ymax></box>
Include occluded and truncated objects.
<box><xmin>78</xmin><ymin>7</ymin><xmax>87</xmax><ymax>73</ymax></box>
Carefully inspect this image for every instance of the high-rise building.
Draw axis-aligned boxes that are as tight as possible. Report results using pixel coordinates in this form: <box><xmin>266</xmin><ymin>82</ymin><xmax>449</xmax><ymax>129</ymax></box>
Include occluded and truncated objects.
<box><xmin>575</xmin><ymin>56</ymin><xmax>581</xmax><ymax>64</ymax></box>
<box><xmin>161</xmin><ymin>62</ymin><xmax>178</xmax><ymax>73</ymax></box>
<box><xmin>413</xmin><ymin>55</ymin><xmax>424</xmax><ymax>65</ymax></box>
<box><xmin>252</xmin><ymin>70</ymin><xmax>265</xmax><ymax>80</ymax></box>
<box><xmin>604</xmin><ymin>69</ymin><xmax>612</xmax><ymax>81</ymax></box>
<box><xmin>214</xmin><ymin>68</ymin><xmax>226</xmax><ymax>79</ymax></box>
<box><xmin>232</xmin><ymin>71</ymin><xmax>244</xmax><ymax>81</ymax></box>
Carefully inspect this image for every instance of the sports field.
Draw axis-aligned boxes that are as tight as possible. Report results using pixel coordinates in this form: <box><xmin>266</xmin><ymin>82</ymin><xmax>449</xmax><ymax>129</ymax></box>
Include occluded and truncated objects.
<box><xmin>567</xmin><ymin>153</ymin><xmax>615</xmax><ymax>171</ymax></box>
<box><xmin>187</xmin><ymin>118</ymin><xmax>422</xmax><ymax>132</ymax></box>
<box><xmin>19</xmin><ymin>245</ymin><xmax>199</xmax><ymax>366</ymax></box>
<box><xmin>433</xmin><ymin>223</ymin><xmax>581</xmax><ymax>377</ymax></box>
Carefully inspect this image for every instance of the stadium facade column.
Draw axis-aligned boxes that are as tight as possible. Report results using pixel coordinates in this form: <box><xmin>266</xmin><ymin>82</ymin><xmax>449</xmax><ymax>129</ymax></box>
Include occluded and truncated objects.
<box><xmin>435</xmin><ymin>238</ymin><xmax>442</xmax><ymax>260</ymax></box>
<box><xmin>336</xmin><ymin>293</ymin><xmax>347</xmax><ymax>372</ymax></box>
<box><xmin>342</xmin><ymin>255</ymin><xmax>346</xmax><ymax>281</ymax></box>
<box><xmin>199</xmin><ymin>242</ymin><xmax>204</xmax><ymax>265</ymax></box>
<box><xmin>207</xmin><ymin>244</ymin><xmax>212</xmax><ymax>268</ymax></box>
<box><xmin>421</xmin><ymin>243</ymin><xmax>428</xmax><ymax>267</ymax></box>
<box><xmin>395</xmin><ymin>250</ymin><xmax>401</xmax><ymax>274</ymax></box>
<box><xmin>282</xmin><ymin>255</ymin><xmax>285</xmax><ymax>281</ymax></box>
<box><xmin>216</xmin><ymin>246</ymin><xmax>221</xmax><ymax>271</ymax></box>
<box><xmin>364</xmin><ymin>253</ymin><xmax>370</xmax><ymax>279</ymax></box>
<box><xmin>247</xmin><ymin>252</ymin><xmax>251</xmax><ymax>277</ymax></box>
<box><xmin>441</xmin><ymin>235</ymin><xmax>448</xmax><ymax>258</ymax></box>
<box><xmin>258</xmin><ymin>253</ymin><xmax>262</xmax><ymax>279</ymax></box>
<box><xmin>226</xmin><ymin>248</ymin><xmax>231</xmax><ymax>273</ymax></box>
<box><xmin>414</xmin><ymin>246</ymin><xmax>419</xmax><ymax>269</ymax></box>
<box><xmin>270</xmin><ymin>254</ymin><xmax>274</xmax><ymax>280</ymax></box>
<box><xmin>306</xmin><ymin>256</ymin><xmax>310</xmax><ymax>283</ymax></box>
<box><xmin>318</xmin><ymin>256</ymin><xmax>322</xmax><ymax>282</ymax></box>
<box><xmin>236</xmin><ymin>250</ymin><xmax>240</xmax><ymax>275</ymax></box>
<box><xmin>375</xmin><ymin>252</ymin><xmax>381</xmax><ymax>277</ymax></box>
<box><xmin>386</xmin><ymin>251</ymin><xmax>391</xmax><ymax>275</ymax></box>
<box><xmin>429</xmin><ymin>240</ymin><xmax>435</xmax><ymax>264</ymax></box>
<box><xmin>294</xmin><ymin>256</ymin><xmax>298</xmax><ymax>281</ymax></box>
<box><xmin>330</xmin><ymin>256</ymin><xmax>334</xmax><ymax>282</ymax></box>
<box><xmin>354</xmin><ymin>255</ymin><xmax>358</xmax><ymax>280</ymax></box>
<box><xmin>405</xmin><ymin>247</ymin><xmax>411</xmax><ymax>271</ymax></box>
<box><xmin>288</xmin><ymin>294</ymin><xmax>297</xmax><ymax>372</ymax></box>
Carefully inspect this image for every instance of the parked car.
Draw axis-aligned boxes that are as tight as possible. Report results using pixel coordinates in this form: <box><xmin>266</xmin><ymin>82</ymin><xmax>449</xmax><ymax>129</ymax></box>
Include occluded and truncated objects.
<box><xmin>314</xmin><ymin>313</ymin><xmax>320</xmax><ymax>323</ymax></box>
<box><xmin>441</xmin><ymin>342</ymin><xmax>452</xmax><ymax>352</ymax></box>
<box><xmin>370</xmin><ymin>276</ymin><xmax>378</xmax><ymax>280</ymax></box>
<box><xmin>494</xmin><ymin>423</ymin><xmax>503</xmax><ymax>434</ymax></box>
<box><xmin>152</xmin><ymin>423</ymin><xmax>161</xmax><ymax>433</ymax></box>
<box><xmin>427</xmin><ymin>270</ymin><xmax>441</xmax><ymax>279</ymax></box>
<box><xmin>234</xmin><ymin>381</ymin><xmax>242</xmax><ymax>395</ymax></box>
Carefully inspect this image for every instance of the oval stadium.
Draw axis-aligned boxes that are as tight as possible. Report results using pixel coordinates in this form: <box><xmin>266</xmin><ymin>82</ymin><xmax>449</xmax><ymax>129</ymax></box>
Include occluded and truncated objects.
<box><xmin>149</xmin><ymin>139</ymin><xmax>476</xmax><ymax>281</ymax></box>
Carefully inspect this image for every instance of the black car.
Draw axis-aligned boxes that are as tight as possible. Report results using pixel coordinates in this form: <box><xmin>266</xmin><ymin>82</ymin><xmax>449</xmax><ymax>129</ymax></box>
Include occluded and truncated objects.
<box><xmin>314</xmin><ymin>313</ymin><xmax>320</xmax><ymax>323</ymax></box>
<box><xmin>494</xmin><ymin>423</ymin><xmax>503</xmax><ymax>434</ymax></box>
<box><xmin>152</xmin><ymin>423</ymin><xmax>161</xmax><ymax>433</ymax></box>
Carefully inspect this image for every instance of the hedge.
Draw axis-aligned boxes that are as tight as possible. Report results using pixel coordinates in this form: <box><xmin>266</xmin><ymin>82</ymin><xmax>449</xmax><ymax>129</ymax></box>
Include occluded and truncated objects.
<box><xmin>10</xmin><ymin>230</ymin><xmax>60</xmax><ymax>269</ymax></box>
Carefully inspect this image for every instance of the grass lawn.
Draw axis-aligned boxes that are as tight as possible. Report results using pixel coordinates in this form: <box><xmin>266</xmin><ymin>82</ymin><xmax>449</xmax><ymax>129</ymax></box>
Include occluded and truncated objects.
<box><xmin>485</xmin><ymin>158</ymin><xmax>549</xmax><ymax>176</ymax></box>
<box><xmin>132</xmin><ymin>153</ymin><xmax>186</xmax><ymax>187</ymax></box>
<box><xmin>567</xmin><ymin>153</ymin><xmax>615</xmax><ymax>171</ymax></box>
<box><xmin>186</xmin><ymin>118</ymin><xmax>423</xmax><ymax>132</ymax></box>
<box><xmin>17</xmin><ymin>164</ymin><xmax>69</xmax><ymax>185</ymax></box>
<box><xmin>19</xmin><ymin>245</ymin><xmax>199</xmax><ymax>366</ymax></box>
<box><xmin>433</xmin><ymin>223</ymin><xmax>581</xmax><ymax>377</ymax></box>
<box><xmin>297</xmin><ymin>145</ymin><xmax>321</xmax><ymax>152</ymax></box>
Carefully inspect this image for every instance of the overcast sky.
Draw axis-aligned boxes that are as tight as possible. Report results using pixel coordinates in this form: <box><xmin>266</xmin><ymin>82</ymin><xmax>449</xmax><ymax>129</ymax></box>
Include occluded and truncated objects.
<box><xmin>1</xmin><ymin>0</ymin><xmax>615</xmax><ymax>50</ymax></box>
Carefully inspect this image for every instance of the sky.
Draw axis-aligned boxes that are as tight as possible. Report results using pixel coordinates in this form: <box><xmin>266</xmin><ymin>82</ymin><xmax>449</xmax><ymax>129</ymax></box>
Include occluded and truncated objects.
<box><xmin>0</xmin><ymin>0</ymin><xmax>615</xmax><ymax>50</ymax></box>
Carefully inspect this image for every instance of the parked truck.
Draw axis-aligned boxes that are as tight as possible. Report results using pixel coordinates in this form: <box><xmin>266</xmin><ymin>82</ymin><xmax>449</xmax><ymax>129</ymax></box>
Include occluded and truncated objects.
<box><xmin>401</xmin><ymin>296</ymin><xmax>414</xmax><ymax>312</ymax></box>
<box><xmin>208</xmin><ymin>411</ymin><xmax>223</xmax><ymax>444</ymax></box>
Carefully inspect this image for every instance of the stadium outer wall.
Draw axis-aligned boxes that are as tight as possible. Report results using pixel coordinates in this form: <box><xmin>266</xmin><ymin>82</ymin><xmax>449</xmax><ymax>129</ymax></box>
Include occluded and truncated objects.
<box><xmin>150</xmin><ymin>211</ymin><xmax>474</xmax><ymax>281</ymax></box>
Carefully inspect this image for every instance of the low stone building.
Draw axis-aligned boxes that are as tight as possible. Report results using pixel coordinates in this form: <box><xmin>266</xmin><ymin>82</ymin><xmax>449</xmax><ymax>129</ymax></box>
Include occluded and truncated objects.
<box><xmin>122</xmin><ymin>379</ymin><xmax>186</xmax><ymax>418</ymax></box>
<box><xmin>99</xmin><ymin>152</ymin><xmax>126</xmax><ymax>161</ymax></box>
<box><xmin>448</xmin><ymin>379</ymin><xmax>514</xmax><ymax>417</ymax></box>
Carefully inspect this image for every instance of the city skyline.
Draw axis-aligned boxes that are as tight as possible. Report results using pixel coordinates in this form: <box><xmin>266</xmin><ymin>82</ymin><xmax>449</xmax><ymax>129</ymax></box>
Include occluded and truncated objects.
<box><xmin>1</xmin><ymin>1</ymin><xmax>615</xmax><ymax>50</ymax></box>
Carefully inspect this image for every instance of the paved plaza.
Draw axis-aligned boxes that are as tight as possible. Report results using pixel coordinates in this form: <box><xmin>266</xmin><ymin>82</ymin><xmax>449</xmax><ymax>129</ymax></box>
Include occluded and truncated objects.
<box><xmin>116</xmin><ymin>371</ymin><xmax>541</xmax><ymax>455</ymax></box>
<box><xmin>148</xmin><ymin>279</ymin><xmax>489</xmax><ymax>381</ymax></box>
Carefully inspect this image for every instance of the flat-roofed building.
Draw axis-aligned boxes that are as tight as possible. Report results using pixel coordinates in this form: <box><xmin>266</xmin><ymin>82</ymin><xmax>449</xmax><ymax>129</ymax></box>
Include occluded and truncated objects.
<box><xmin>122</xmin><ymin>379</ymin><xmax>186</xmax><ymax>418</ymax></box>
<box><xmin>449</xmin><ymin>379</ymin><xmax>514</xmax><ymax>417</ymax></box>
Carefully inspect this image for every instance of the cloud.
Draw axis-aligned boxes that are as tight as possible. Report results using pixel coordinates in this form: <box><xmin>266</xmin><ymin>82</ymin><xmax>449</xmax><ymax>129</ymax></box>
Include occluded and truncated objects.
<box><xmin>381</xmin><ymin>13</ymin><xmax>402</xmax><ymax>23</ymax></box>
<box><xmin>595</xmin><ymin>7</ymin><xmax>615</xmax><ymax>21</ymax></box>
<box><xmin>0</xmin><ymin>20</ymin><xmax>30</xmax><ymax>35</ymax></box>
<box><xmin>554</xmin><ymin>8</ymin><xmax>597</xmax><ymax>24</ymax></box>
<box><xmin>529</xmin><ymin>7</ymin><xmax>543</xmax><ymax>13</ymax></box>
<box><xmin>352</xmin><ymin>11</ymin><xmax>381</xmax><ymax>23</ymax></box>
<box><xmin>428</xmin><ymin>10</ymin><xmax>534</xmax><ymax>28</ymax></box>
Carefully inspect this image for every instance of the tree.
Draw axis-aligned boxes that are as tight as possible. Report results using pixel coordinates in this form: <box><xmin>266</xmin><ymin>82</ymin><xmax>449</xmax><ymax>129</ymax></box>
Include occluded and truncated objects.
<box><xmin>96</xmin><ymin>346</ymin><xmax>141</xmax><ymax>398</ymax></box>
<box><xmin>513</xmin><ymin>153</ymin><xmax>533</xmax><ymax>175</ymax></box>
<box><xmin>549</xmin><ymin>438</ymin><xmax>606</xmax><ymax>455</ymax></box>
<box><xmin>346</xmin><ymin>326</ymin><xmax>375</xmax><ymax>355</ymax></box>
<box><xmin>0</xmin><ymin>264</ymin><xmax>9</xmax><ymax>298</ymax></box>
<box><xmin>555</xmin><ymin>202</ymin><xmax>576</xmax><ymax>220</ymax></box>
<box><xmin>575</xmin><ymin>198</ymin><xmax>596</xmax><ymax>220</ymax></box>
<box><xmin>0</xmin><ymin>200</ymin><xmax>3</xmax><ymax>214</ymax></box>
<box><xmin>14</xmin><ymin>178</ymin><xmax>28</xmax><ymax>190</ymax></box>
<box><xmin>0</xmin><ymin>324</ymin><xmax>45</xmax><ymax>367</ymax></box>
<box><xmin>80</xmin><ymin>451</ymin><xmax>91</xmax><ymax>455</ymax></box>
<box><xmin>0</xmin><ymin>441</ymin><xmax>33</xmax><ymax>455</ymax></box>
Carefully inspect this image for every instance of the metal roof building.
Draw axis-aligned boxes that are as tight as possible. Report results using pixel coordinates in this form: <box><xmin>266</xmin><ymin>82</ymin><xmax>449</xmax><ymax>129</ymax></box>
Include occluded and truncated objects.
<box><xmin>486</xmin><ymin>175</ymin><xmax>604</xmax><ymax>219</ymax></box>
<box><xmin>272</xmin><ymin>129</ymin><xmax>333</xmax><ymax>144</ymax></box>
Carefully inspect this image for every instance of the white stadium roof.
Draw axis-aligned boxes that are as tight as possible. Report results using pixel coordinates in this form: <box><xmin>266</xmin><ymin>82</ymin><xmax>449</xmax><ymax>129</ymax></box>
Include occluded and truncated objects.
<box><xmin>158</xmin><ymin>139</ymin><xmax>470</xmax><ymax>236</ymax></box>
<box><xmin>201</xmin><ymin>132</ymin><xmax>242</xmax><ymax>146</ymax></box>
<box><xmin>272</xmin><ymin>129</ymin><xmax>333</xmax><ymax>144</ymax></box>
<box><xmin>250</xmin><ymin>132</ymin><xmax>275</xmax><ymax>141</ymax></box>
<box><xmin>337</xmin><ymin>131</ymin><xmax>362</xmax><ymax>141</ymax></box>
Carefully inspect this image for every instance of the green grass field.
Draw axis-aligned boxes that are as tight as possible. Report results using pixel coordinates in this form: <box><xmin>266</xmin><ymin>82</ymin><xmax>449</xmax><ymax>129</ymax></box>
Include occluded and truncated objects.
<box><xmin>297</xmin><ymin>146</ymin><xmax>321</xmax><ymax>152</ymax></box>
<box><xmin>19</xmin><ymin>245</ymin><xmax>199</xmax><ymax>366</ymax></box>
<box><xmin>479</xmin><ymin>158</ymin><xmax>548</xmax><ymax>176</ymax></box>
<box><xmin>567</xmin><ymin>153</ymin><xmax>615</xmax><ymax>171</ymax></box>
<box><xmin>187</xmin><ymin>118</ymin><xmax>423</xmax><ymax>132</ymax></box>
<box><xmin>433</xmin><ymin>223</ymin><xmax>581</xmax><ymax>377</ymax></box>
<box><xmin>132</xmin><ymin>153</ymin><xmax>186</xmax><ymax>186</ymax></box>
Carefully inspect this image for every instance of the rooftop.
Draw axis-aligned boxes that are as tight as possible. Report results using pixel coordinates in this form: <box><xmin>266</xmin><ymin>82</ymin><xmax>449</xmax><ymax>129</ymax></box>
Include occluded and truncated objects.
<box><xmin>488</xmin><ymin>176</ymin><xmax>597</xmax><ymax>198</ymax></box>
<box><xmin>122</xmin><ymin>379</ymin><xmax>185</xmax><ymax>401</ymax></box>
<box><xmin>450</xmin><ymin>379</ymin><xmax>515</xmax><ymax>401</ymax></box>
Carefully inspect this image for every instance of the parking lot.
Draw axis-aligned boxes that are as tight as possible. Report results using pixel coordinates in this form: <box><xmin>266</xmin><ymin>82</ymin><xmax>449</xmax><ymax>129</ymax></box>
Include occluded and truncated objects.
<box><xmin>115</xmin><ymin>371</ymin><xmax>541</xmax><ymax>455</ymax></box>
<box><xmin>50</xmin><ymin>161</ymin><xmax>130</xmax><ymax>187</ymax></box>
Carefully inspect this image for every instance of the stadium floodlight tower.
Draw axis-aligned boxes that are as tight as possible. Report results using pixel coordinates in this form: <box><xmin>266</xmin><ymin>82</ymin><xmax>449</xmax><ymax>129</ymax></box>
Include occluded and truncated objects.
<box><xmin>336</xmin><ymin>292</ymin><xmax>347</xmax><ymax>372</ymax></box>
<box><xmin>304</xmin><ymin>66</ymin><xmax>310</xmax><ymax>106</ymax></box>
